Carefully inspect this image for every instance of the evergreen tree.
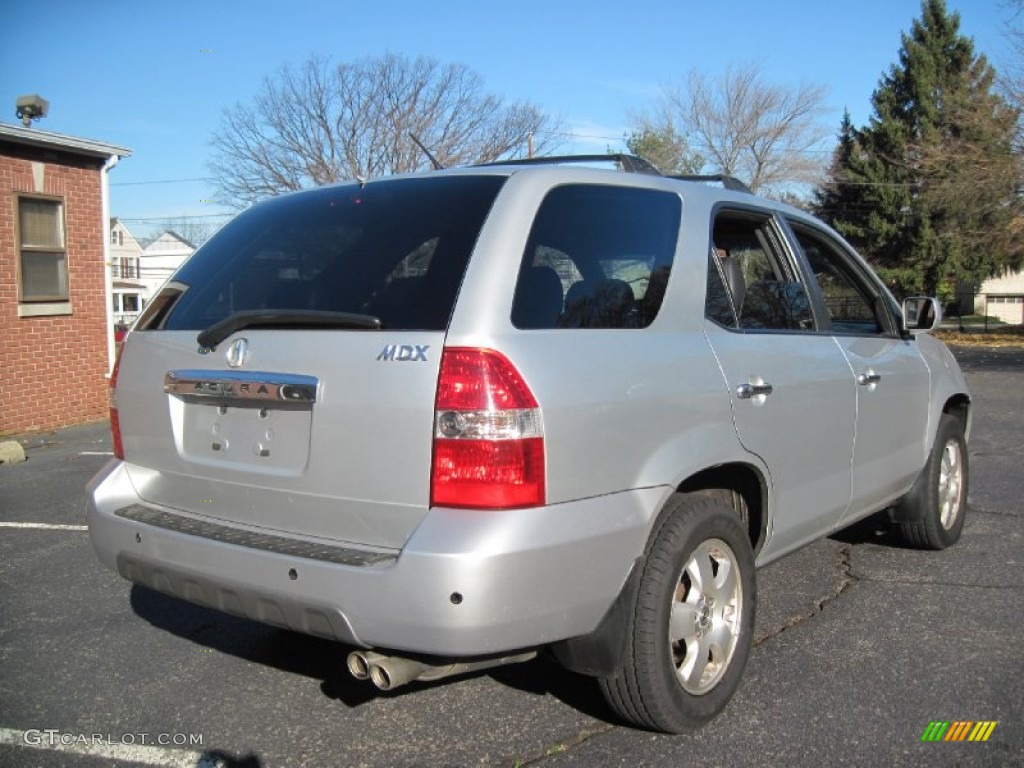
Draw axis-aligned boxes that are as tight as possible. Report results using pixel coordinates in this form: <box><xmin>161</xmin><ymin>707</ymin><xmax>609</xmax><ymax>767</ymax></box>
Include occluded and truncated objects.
<box><xmin>815</xmin><ymin>111</ymin><xmax>869</xmax><ymax>240</ymax></box>
<box><xmin>817</xmin><ymin>0</ymin><xmax>1023</xmax><ymax>297</ymax></box>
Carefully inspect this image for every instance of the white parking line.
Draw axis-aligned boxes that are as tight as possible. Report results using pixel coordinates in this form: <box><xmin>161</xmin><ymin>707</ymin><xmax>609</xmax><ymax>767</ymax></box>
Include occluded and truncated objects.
<box><xmin>0</xmin><ymin>522</ymin><xmax>88</xmax><ymax>531</ymax></box>
<box><xmin>0</xmin><ymin>727</ymin><xmax>217</xmax><ymax>767</ymax></box>
<box><xmin>79</xmin><ymin>451</ymin><xmax>114</xmax><ymax>456</ymax></box>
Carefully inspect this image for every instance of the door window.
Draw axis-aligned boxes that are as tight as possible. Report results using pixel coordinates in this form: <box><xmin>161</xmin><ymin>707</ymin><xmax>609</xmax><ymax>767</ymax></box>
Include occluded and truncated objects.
<box><xmin>787</xmin><ymin>221</ymin><xmax>889</xmax><ymax>335</ymax></box>
<box><xmin>706</xmin><ymin>211</ymin><xmax>813</xmax><ymax>331</ymax></box>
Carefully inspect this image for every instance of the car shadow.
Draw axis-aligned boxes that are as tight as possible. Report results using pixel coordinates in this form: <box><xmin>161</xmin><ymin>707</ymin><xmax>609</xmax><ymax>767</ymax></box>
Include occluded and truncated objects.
<box><xmin>829</xmin><ymin>512</ymin><xmax>916</xmax><ymax>548</ymax></box>
<box><xmin>129</xmin><ymin>585</ymin><xmax>620</xmax><ymax>725</ymax></box>
<box><xmin>130</xmin><ymin>585</ymin><xmax>377</xmax><ymax>708</ymax></box>
<box><xmin>487</xmin><ymin>653</ymin><xmax>619</xmax><ymax>724</ymax></box>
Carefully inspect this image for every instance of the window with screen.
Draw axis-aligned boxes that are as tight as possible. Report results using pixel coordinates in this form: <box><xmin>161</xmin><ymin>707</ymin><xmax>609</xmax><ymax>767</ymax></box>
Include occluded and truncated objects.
<box><xmin>18</xmin><ymin>197</ymin><xmax>68</xmax><ymax>302</ymax></box>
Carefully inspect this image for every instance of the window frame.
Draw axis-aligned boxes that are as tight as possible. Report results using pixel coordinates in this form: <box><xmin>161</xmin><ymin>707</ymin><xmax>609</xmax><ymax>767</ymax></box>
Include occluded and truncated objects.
<box><xmin>16</xmin><ymin>193</ymin><xmax>70</xmax><ymax>304</ymax></box>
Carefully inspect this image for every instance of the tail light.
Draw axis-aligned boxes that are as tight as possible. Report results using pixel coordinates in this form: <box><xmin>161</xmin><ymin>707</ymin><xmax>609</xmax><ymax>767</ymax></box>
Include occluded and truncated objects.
<box><xmin>110</xmin><ymin>347</ymin><xmax>124</xmax><ymax>460</ymax></box>
<box><xmin>430</xmin><ymin>348</ymin><xmax>545</xmax><ymax>509</ymax></box>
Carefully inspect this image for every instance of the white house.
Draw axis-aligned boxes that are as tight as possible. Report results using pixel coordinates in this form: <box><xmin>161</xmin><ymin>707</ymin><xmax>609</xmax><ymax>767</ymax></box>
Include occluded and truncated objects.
<box><xmin>974</xmin><ymin>268</ymin><xmax>1024</xmax><ymax>325</ymax></box>
<box><xmin>139</xmin><ymin>230</ymin><xmax>195</xmax><ymax>302</ymax></box>
<box><xmin>110</xmin><ymin>218</ymin><xmax>144</xmax><ymax>327</ymax></box>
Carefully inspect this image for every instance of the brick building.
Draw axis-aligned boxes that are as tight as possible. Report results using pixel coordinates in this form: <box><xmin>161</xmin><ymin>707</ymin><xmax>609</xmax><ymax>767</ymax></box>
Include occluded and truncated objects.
<box><xmin>1</xmin><ymin>123</ymin><xmax>130</xmax><ymax>434</ymax></box>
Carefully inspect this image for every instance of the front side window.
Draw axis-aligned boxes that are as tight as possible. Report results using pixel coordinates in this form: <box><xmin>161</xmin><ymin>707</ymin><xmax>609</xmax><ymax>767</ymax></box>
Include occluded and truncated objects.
<box><xmin>18</xmin><ymin>197</ymin><xmax>68</xmax><ymax>302</ymax></box>
<box><xmin>511</xmin><ymin>185</ymin><xmax>681</xmax><ymax>329</ymax></box>
<box><xmin>788</xmin><ymin>221</ymin><xmax>887</xmax><ymax>335</ymax></box>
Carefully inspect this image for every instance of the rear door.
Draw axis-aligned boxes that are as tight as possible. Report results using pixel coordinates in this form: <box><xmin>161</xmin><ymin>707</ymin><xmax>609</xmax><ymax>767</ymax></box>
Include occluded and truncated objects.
<box><xmin>704</xmin><ymin>208</ymin><xmax>856</xmax><ymax>560</ymax></box>
<box><xmin>117</xmin><ymin>174</ymin><xmax>506</xmax><ymax>550</ymax></box>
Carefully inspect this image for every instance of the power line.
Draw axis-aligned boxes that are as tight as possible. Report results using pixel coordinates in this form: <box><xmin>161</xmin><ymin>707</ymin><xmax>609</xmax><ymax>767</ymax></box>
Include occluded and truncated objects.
<box><xmin>539</xmin><ymin>129</ymin><xmax>837</xmax><ymax>157</ymax></box>
<box><xmin>115</xmin><ymin>213</ymin><xmax>233</xmax><ymax>222</ymax></box>
<box><xmin>111</xmin><ymin>177</ymin><xmax>215</xmax><ymax>187</ymax></box>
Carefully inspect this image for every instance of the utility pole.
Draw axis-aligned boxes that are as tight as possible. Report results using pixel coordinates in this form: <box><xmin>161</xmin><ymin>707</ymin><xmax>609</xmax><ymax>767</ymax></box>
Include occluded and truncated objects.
<box><xmin>528</xmin><ymin>131</ymin><xmax>534</xmax><ymax>159</ymax></box>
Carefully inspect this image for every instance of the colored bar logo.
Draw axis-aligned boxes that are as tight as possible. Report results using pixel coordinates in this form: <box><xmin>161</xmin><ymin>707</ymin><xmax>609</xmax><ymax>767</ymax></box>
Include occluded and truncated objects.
<box><xmin>921</xmin><ymin>721</ymin><xmax>997</xmax><ymax>742</ymax></box>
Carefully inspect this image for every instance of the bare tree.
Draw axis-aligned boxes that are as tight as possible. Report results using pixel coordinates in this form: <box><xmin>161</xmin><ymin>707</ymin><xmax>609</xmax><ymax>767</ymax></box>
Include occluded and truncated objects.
<box><xmin>210</xmin><ymin>53</ymin><xmax>562</xmax><ymax>207</ymax></box>
<box><xmin>148</xmin><ymin>216</ymin><xmax>219</xmax><ymax>248</ymax></box>
<box><xmin>1000</xmin><ymin>0</ymin><xmax>1024</xmax><ymax>148</ymax></box>
<box><xmin>639</xmin><ymin>64</ymin><xmax>829</xmax><ymax>194</ymax></box>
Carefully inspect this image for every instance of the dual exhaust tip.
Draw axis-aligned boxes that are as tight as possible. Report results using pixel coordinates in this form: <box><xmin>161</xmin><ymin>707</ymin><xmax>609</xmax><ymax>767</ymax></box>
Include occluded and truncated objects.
<box><xmin>347</xmin><ymin>649</ymin><xmax>536</xmax><ymax>691</ymax></box>
<box><xmin>347</xmin><ymin>651</ymin><xmax>420</xmax><ymax>691</ymax></box>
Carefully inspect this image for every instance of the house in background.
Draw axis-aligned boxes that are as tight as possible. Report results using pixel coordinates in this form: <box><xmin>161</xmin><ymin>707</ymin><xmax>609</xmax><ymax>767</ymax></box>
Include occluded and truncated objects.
<box><xmin>139</xmin><ymin>230</ymin><xmax>194</xmax><ymax>302</ymax></box>
<box><xmin>0</xmin><ymin>121</ymin><xmax>130</xmax><ymax>434</ymax></box>
<box><xmin>974</xmin><ymin>269</ymin><xmax>1024</xmax><ymax>325</ymax></box>
<box><xmin>110</xmin><ymin>217</ymin><xmax>144</xmax><ymax>329</ymax></box>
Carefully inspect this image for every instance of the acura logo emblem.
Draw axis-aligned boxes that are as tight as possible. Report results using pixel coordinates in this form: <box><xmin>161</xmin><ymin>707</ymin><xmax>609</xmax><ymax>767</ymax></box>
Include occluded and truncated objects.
<box><xmin>226</xmin><ymin>338</ymin><xmax>249</xmax><ymax>368</ymax></box>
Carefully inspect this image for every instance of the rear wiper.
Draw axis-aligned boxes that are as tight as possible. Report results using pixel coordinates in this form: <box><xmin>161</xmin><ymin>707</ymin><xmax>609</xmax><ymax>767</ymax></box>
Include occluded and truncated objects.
<box><xmin>197</xmin><ymin>310</ymin><xmax>381</xmax><ymax>349</ymax></box>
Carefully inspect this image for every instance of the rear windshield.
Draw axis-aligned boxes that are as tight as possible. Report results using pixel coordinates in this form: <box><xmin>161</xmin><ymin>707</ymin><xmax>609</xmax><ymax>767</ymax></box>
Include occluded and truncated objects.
<box><xmin>158</xmin><ymin>175</ymin><xmax>506</xmax><ymax>332</ymax></box>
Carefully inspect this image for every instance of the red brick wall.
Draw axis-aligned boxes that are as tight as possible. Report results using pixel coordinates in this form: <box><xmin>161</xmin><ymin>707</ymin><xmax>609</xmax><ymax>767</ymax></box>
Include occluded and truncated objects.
<box><xmin>0</xmin><ymin>148</ymin><xmax>110</xmax><ymax>435</ymax></box>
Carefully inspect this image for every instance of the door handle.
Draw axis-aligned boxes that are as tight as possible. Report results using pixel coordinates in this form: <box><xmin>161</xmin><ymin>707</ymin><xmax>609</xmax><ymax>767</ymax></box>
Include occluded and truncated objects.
<box><xmin>736</xmin><ymin>382</ymin><xmax>774</xmax><ymax>399</ymax></box>
<box><xmin>857</xmin><ymin>371</ymin><xmax>882</xmax><ymax>386</ymax></box>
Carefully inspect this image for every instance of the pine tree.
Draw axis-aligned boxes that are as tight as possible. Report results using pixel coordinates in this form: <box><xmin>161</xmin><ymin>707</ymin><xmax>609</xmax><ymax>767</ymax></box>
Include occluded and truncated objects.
<box><xmin>817</xmin><ymin>0</ymin><xmax>1023</xmax><ymax>297</ymax></box>
<box><xmin>815</xmin><ymin>111</ymin><xmax>868</xmax><ymax>241</ymax></box>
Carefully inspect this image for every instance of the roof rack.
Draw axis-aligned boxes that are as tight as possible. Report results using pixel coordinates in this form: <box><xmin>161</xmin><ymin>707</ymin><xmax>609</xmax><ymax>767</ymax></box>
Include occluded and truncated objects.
<box><xmin>669</xmin><ymin>174</ymin><xmax>752</xmax><ymax>194</ymax></box>
<box><xmin>472</xmin><ymin>154</ymin><xmax>754</xmax><ymax>192</ymax></box>
<box><xmin>474</xmin><ymin>153</ymin><xmax>662</xmax><ymax>176</ymax></box>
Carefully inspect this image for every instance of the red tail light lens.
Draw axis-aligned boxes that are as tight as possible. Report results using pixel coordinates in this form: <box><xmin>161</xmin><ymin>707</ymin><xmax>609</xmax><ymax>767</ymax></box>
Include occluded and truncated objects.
<box><xmin>431</xmin><ymin>348</ymin><xmax>545</xmax><ymax>509</ymax></box>
<box><xmin>110</xmin><ymin>348</ymin><xmax>124</xmax><ymax>460</ymax></box>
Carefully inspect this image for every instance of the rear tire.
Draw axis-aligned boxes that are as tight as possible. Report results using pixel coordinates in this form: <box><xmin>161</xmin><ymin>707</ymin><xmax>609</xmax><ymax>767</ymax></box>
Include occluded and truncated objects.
<box><xmin>894</xmin><ymin>414</ymin><xmax>968</xmax><ymax>550</ymax></box>
<box><xmin>600</xmin><ymin>494</ymin><xmax>755</xmax><ymax>733</ymax></box>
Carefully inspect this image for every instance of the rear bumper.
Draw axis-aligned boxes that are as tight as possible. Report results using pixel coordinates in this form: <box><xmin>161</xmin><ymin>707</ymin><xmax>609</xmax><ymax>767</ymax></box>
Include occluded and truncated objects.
<box><xmin>86</xmin><ymin>459</ymin><xmax>666</xmax><ymax>656</ymax></box>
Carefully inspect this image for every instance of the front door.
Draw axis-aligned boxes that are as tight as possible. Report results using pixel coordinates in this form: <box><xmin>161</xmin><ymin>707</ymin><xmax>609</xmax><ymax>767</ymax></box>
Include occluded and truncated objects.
<box><xmin>784</xmin><ymin>220</ymin><xmax>931</xmax><ymax>526</ymax></box>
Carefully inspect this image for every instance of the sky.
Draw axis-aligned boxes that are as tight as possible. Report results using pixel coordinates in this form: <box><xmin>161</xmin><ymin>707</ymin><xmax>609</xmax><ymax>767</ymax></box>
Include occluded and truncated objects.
<box><xmin>0</xmin><ymin>0</ymin><xmax>1012</xmax><ymax>241</ymax></box>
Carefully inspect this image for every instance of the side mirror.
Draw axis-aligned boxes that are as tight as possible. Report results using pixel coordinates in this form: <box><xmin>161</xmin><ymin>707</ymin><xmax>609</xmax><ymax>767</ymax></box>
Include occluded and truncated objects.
<box><xmin>902</xmin><ymin>296</ymin><xmax>942</xmax><ymax>334</ymax></box>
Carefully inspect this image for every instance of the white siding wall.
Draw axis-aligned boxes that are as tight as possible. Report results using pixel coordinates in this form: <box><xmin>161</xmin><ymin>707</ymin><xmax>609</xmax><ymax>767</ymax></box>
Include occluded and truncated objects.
<box><xmin>139</xmin><ymin>232</ymin><xmax>195</xmax><ymax>302</ymax></box>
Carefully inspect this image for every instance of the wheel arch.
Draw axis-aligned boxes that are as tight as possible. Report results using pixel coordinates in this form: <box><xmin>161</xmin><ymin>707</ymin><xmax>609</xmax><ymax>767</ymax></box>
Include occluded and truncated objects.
<box><xmin>942</xmin><ymin>393</ymin><xmax>972</xmax><ymax>440</ymax></box>
<box><xmin>677</xmin><ymin>463</ymin><xmax>768</xmax><ymax>558</ymax></box>
<box><xmin>550</xmin><ymin>471</ymin><xmax>765</xmax><ymax>680</ymax></box>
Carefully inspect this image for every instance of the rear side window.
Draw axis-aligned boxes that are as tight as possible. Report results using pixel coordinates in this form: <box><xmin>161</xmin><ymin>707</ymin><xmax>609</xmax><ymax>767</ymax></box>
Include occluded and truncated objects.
<box><xmin>158</xmin><ymin>176</ymin><xmax>506</xmax><ymax>332</ymax></box>
<box><xmin>708</xmin><ymin>211</ymin><xmax>814</xmax><ymax>331</ymax></box>
<box><xmin>511</xmin><ymin>185</ymin><xmax>681</xmax><ymax>329</ymax></box>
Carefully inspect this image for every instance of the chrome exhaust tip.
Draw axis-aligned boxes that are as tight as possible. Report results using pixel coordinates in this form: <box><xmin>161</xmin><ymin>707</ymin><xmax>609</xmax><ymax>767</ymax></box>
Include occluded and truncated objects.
<box><xmin>368</xmin><ymin>656</ymin><xmax>425</xmax><ymax>691</ymax></box>
<box><xmin>348</xmin><ymin>649</ymin><xmax>538</xmax><ymax>691</ymax></box>
<box><xmin>346</xmin><ymin>650</ymin><xmax>387</xmax><ymax>681</ymax></box>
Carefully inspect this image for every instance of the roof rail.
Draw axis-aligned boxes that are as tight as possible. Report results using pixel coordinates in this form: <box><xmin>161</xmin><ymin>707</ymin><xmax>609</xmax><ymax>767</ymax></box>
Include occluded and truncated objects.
<box><xmin>669</xmin><ymin>174</ymin><xmax>752</xmax><ymax>193</ymax></box>
<box><xmin>475</xmin><ymin>153</ymin><xmax>662</xmax><ymax>176</ymax></box>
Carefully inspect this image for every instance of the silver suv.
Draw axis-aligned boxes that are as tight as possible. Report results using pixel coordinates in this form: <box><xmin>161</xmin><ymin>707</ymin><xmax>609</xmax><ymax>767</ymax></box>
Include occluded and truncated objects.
<box><xmin>87</xmin><ymin>156</ymin><xmax>970</xmax><ymax>733</ymax></box>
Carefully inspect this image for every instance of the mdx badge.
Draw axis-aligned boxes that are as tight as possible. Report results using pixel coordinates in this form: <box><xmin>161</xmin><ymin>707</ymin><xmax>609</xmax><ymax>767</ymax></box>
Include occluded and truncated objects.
<box><xmin>226</xmin><ymin>338</ymin><xmax>249</xmax><ymax>368</ymax></box>
<box><xmin>377</xmin><ymin>344</ymin><xmax>429</xmax><ymax>361</ymax></box>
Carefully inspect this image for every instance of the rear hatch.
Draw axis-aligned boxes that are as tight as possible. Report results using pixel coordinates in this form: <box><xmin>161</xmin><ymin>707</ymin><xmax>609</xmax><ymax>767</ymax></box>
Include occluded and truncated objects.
<box><xmin>116</xmin><ymin>174</ymin><xmax>506</xmax><ymax>550</ymax></box>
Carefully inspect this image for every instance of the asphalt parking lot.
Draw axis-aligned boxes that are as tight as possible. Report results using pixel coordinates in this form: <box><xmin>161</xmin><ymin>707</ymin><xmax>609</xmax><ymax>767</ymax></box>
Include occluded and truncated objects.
<box><xmin>0</xmin><ymin>345</ymin><xmax>1021</xmax><ymax>767</ymax></box>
